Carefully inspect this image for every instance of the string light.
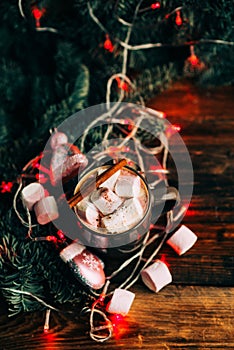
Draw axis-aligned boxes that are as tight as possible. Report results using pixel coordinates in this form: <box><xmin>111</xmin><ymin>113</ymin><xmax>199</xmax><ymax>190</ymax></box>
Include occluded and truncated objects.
<box><xmin>0</xmin><ymin>181</ymin><xmax>13</xmax><ymax>193</ymax></box>
<box><xmin>160</xmin><ymin>254</ymin><xmax>170</xmax><ymax>267</ymax></box>
<box><xmin>88</xmin><ymin>2</ymin><xmax>233</xmax><ymax>52</ymax></box>
<box><xmin>139</xmin><ymin>2</ymin><xmax>160</xmax><ymax>13</ymax></box>
<box><xmin>31</xmin><ymin>6</ymin><xmax>46</xmax><ymax>28</ymax></box>
<box><xmin>35</xmin><ymin>173</ymin><xmax>48</xmax><ymax>183</ymax></box>
<box><xmin>10</xmin><ymin>0</ymin><xmax>217</xmax><ymax>343</ymax></box>
<box><xmin>165</xmin><ymin>124</ymin><xmax>181</xmax><ymax>138</ymax></box>
<box><xmin>104</xmin><ymin>34</ymin><xmax>114</xmax><ymax>53</ymax></box>
<box><xmin>108</xmin><ymin>314</ymin><xmax>129</xmax><ymax>340</ymax></box>
<box><xmin>175</xmin><ymin>10</ymin><xmax>182</xmax><ymax>26</ymax></box>
<box><xmin>56</xmin><ymin>230</ymin><xmax>65</xmax><ymax>240</ymax></box>
<box><xmin>184</xmin><ymin>45</ymin><xmax>206</xmax><ymax>76</ymax></box>
<box><xmin>115</xmin><ymin>77</ymin><xmax>129</xmax><ymax>92</ymax></box>
<box><xmin>151</xmin><ymin>2</ymin><xmax>161</xmax><ymax>10</ymax></box>
<box><xmin>188</xmin><ymin>45</ymin><xmax>199</xmax><ymax>66</ymax></box>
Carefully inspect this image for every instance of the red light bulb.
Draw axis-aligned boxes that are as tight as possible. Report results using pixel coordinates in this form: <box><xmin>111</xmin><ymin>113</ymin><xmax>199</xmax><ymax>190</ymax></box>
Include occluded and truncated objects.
<box><xmin>32</xmin><ymin>7</ymin><xmax>46</xmax><ymax>28</ymax></box>
<box><xmin>189</xmin><ymin>54</ymin><xmax>199</xmax><ymax>66</ymax></box>
<box><xmin>175</xmin><ymin>11</ymin><xmax>182</xmax><ymax>26</ymax></box>
<box><xmin>0</xmin><ymin>181</ymin><xmax>13</xmax><ymax>193</ymax></box>
<box><xmin>160</xmin><ymin>254</ymin><xmax>170</xmax><ymax>267</ymax></box>
<box><xmin>173</xmin><ymin>124</ymin><xmax>181</xmax><ymax>132</ymax></box>
<box><xmin>115</xmin><ymin>77</ymin><xmax>129</xmax><ymax>92</ymax></box>
<box><xmin>56</xmin><ymin>230</ymin><xmax>65</xmax><ymax>239</ymax></box>
<box><xmin>151</xmin><ymin>2</ymin><xmax>160</xmax><ymax>10</ymax></box>
<box><xmin>188</xmin><ymin>46</ymin><xmax>199</xmax><ymax>67</ymax></box>
<box><xmin>104</xmin><ymin>34</ymin><xmax>114</xmax><ymax>53</ymax></box>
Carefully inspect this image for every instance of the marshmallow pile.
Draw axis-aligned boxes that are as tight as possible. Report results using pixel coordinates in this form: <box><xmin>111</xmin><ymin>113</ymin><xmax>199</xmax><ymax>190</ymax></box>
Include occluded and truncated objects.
<box><xmin>75</xmin><ymin>168</ymin><xmax>148</xmax><ymax>234</ymax></box>
<box><xmin>21</xmin><ymin>183</ymin><xmax>59</xmax><ymax>225</ymax></box>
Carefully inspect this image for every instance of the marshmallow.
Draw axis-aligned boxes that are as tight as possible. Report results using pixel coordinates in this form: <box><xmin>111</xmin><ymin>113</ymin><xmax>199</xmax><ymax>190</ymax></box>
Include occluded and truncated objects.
<box><xmin>50</xmin><ymin>146</ymin><xmax>67</xmax><ymax>185</ymax></box>
<box><xmin>166</xmin><ymin>225</ymin><xmax>197</xmax><ymax>255</ymax></box>
<box><xmin>141</xmin><ymin>260</ymin><xmax>172</xmax><ymax>293</ymax></box>
<box><xmin>34</xmin><ymin>196</ymin><xmax>59</xmax><ymax>225</ymax></box>
<box><xmin>85</xmin><ymin>205</ymin><xmax>100</xmax><ymax>227</ymax></box>
<box><xmin>107</xmin><ymin>289</ymin><xmax>135</xmax><ymax>316</ymax></box>
<box><xmin>75</xmin><ymin>196</ymin><xmax>90</xmax><ymax>213</ymax></box>
<box><xmin>90</xmin><ymin>187</ymin><xmax>123</xmax><ymax>215</ymax></box>
<box><xmin>75</xmin><ymin>197</ymin><xmax>100</xmax><ymax>228</ymax></box>
<box><xmin>98</xmin><ymin>169</ymin><xmax>120</xmax><ymax>191</ymax></box>
<box><xmin>115</xmin><ymin>174</ymin><xmax>141</xmax><ymax>197</ymax></box>
<box><xmin>50</xmin><ymin>132</ymin><xmax>68</xmax><ymax>150</ymax></box>
<box><xmin>21</xmin><ymin>183</ymin><xmax>45</xmax><ymax>210</ymax></box>
<box><xmin>101</xmin><ymin>198</ymin><xmax>144</xmax><ymax>233</ymax></box>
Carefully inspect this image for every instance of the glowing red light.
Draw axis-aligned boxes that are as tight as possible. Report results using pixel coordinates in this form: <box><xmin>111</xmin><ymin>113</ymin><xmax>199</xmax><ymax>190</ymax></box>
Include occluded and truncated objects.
<box><xmin>173</xmin><ymin>124</ymin><xmax>181</xmax><ymax>132</ymax></box>
<box><xmin>34</xmin><ymin>163</ymin><xmax>40</xmax><ymax>169</ymax></box>
<box><xmin>188</xmin><ymin>54</ymin><xmax>199</xmax><ymax>67</ymax></box>
<box><xmin>115</xmin><ymin>77</ymin><xmax>129</xmax><ymax>92</ymax></box>
<box><xmin>32</xmin><ymin>7</ymin><xmax>45</xmax><ymax>20</ymax></box>
<box><xmin>165</xmin><ymin>124</ymin><xmax>181</xmax><ymax>138</ymax></box>
<box><xmin>185</xmin><ymin>209</ymin><xmax>196</xmax><ymax>217</ymax></box>
<box><xmin>56</xmin><ymin>230</ymin><xmax>65</xmax><ymax>239</ymax></box>
<box><xmin>151</xmin><ymin>2</ymin><xmax>160</xmax><ymax>10</ymax></box>
<box><xmin>160</xmin><ymin>254</ymin><xmax>170</xmax><ymax>267</ymax></box>
<box><xmin>104</xmin><ymin>35</ymin><xmax>114</xmax><ymax>53</ymax></box>
<box><xmin>175</xmin><ymin>11</ymin><xmax>182</xmax><ymax>26</ymax></box>
<box><xmin>32</xmin><ymin>7</ymin><xmax>46</xmax><ymax>28</ymax></box>
<box><xmin>0</xmin><ymin>181</ymin><xmax>13</xmax><ymax>193</ymax></box>
<box><xmin>42</xmin><ymin>331</ymin><xmax>58</xmax><ymax>350</ymax></box>
<box><xmin>109</xmin><ymin>314</ymin><xmax>129</xmax><ymax>340</ymax></box>
<box><xmin>35</xmin><ymin>173</ymin><xmax>48</xmax><ymax>184</ymax></box>
<box><xmin>46</xmin><ymin>236</ymin><xmax>57</xmax><ymax>243</ymax></box>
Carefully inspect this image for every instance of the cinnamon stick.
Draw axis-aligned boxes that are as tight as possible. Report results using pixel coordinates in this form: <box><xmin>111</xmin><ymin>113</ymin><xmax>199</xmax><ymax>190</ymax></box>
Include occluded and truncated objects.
<box><xmin>68</xmin><ymin>159</ymin><xmax>127</xmax><ymax>208</ymax></box>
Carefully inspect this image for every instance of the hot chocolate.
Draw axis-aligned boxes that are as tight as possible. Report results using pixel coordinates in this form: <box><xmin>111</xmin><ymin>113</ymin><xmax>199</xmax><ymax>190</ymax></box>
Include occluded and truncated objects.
<box><xmin>74</xmin><ymin>165</ymin><xmax>149</xmax><ymax>235</ymax></box>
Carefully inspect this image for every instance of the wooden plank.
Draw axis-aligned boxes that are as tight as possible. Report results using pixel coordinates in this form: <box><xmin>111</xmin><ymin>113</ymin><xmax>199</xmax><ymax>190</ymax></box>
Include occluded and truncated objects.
<box><xmin>1</xmin><ymin>82</ymin><xmax>234</xmax><ymax>349</ymax></box>
<box><xmin>0</xmin><ymin>285</ymin><xmax>233</xmax><ymax>349</ymax></box>
<box><xmin>147</xmin><ymin>82</ymin><xmax>234</xmax><ymax>287</ymax></box>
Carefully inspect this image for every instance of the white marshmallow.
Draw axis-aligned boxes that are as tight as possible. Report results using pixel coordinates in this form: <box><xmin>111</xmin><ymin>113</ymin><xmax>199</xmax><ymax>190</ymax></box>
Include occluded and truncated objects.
<box><xmin>75</xmin><ymin>196</ymin><xmax>90</xmax><ymax>214</ymax></box>
<box><xmin>90</xmin><ymin>187</ymin><xmax>123</xmax><ymax>215</ymax></box>
<box><xmin>141</xmin><ymin>260</ymin><xmax>172</xmax><ymax>293</ymax></box>
<box><xmin>21</xmin><ymin>183</ymin><xmax>45</xmax><ymax>211</ymax></box>
<box><xmin>101</xmin><ymin>198</ymin><xmax>144</xmax><ymax>233</ymax></box>
<box><xmin>34</xmin><ymin>196</ymin><xmax>59</xmax><ymax>225</ymax></box>
<box><xmin>75</xmin><ymin>197</ymin><xmax>100</xmax><ymax>228</ymax></box>
<box><xmin>107</xmin><ymin>288</ymin><xmax>135</xmax><ymax>316</ymax></box>
<box><xmin>98</xmin><ymin>169</ymin><xmax>120</xmax><ymax>191</ymax></box>
<box><xmin>166</xmin><ymin>225</ymin><xmax>197</xmax><ymax>255</ymax></box>
<box><xmin>115</xmin><ymin>174</ymin><xmax>141</xmax><ymax>197</ymax></box>
<box><xmin>85</xmin><ymin>203</ymin><xmax>100</xmax><ymax>227</ymax></box>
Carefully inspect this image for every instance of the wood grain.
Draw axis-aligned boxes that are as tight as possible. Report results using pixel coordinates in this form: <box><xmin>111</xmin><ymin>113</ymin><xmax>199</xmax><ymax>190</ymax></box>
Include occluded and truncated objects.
<box><xmin>0</xmin><ymin>81</ymin><xmax>234</xmax><ymax>349</ymax></box>
<box><xmin>0</xmin><ymin>285</ymin><xmax>233</xmax><ymax>349</ymax></box>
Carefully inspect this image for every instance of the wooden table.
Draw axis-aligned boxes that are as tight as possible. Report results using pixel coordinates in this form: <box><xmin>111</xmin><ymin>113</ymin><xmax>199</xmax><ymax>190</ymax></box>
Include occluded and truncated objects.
<box><xmin>0</xmin><ymin>82</ymin><xmax>233</xmax><ymax>349</ymax></box>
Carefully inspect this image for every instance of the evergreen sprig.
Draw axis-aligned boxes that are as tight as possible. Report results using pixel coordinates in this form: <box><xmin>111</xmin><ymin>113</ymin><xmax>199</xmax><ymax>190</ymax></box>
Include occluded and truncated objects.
<box><xmin>0</xmin><ymin>0</ymin><xmax>233</xmax><ymax>315</ymax></box>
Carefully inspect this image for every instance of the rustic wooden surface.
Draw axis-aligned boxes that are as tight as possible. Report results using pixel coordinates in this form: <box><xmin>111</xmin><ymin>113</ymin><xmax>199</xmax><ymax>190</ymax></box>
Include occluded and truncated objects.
<box><xmin>0</xmin><ymin>81</ymin><xmax>234</xmax><ymax>349</ymax></box>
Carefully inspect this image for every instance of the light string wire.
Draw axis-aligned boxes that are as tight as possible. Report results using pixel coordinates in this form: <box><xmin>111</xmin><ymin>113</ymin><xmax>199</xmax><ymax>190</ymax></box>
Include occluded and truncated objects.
<box><xmin>98</xmin><ymin>0</ymin><xmax>145</xmax><ymax>149</ymax></box>
<box><xmin>87</xmin><ymin>1</ymin><xmax>234</xmax><ymax>48</ymax></box>
<box><xmin>18</xmin><ymin>0</ymin><xmax>58</xmax><ymax>33</ymax></box>
<box><xmin>89</xmin><ymin>281</ymin><xmax>113</xmax><ymax>342</ymax></box>
<box><xmin>13</xmin><ymin>0</ymin><xmax>190</xmax><ymax>341</ymax></box>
